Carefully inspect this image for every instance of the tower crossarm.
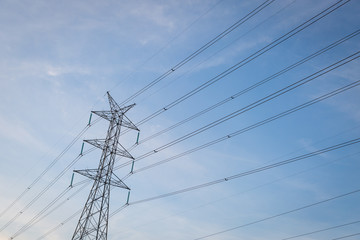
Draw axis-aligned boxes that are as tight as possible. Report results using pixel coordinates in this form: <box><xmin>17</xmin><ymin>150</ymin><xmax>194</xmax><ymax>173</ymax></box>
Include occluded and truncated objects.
<box><xmin>73</xmin><ymin>169</ymin><xmax>130</xmax><ymax>190</ymax></box>
<box><xmin>91</xmin><ymin>109</ymin><xmax>138</xmax><ymax>131</ymax></box>
<box><xmin>84</xmin><ymin>139</ymin><xmax>107</xmax><ymax>150</ymax></box>
<box><xmin>122</xmin><ymin>115</ymin><xmax>139</xmax><ymax>131</ymax></box>
<box><xmin>92</xmin><ymin>111</ymin><xmax>114</xmax><ymax>122</ymax></box>
<box><xmin>110</xmin><ymin>173</ymin><xmax>130</xmax><ymax>189</ymax></box>
<box><xmin>84</xmin><ymin>139</ymin><xmax>134</xmax><ymax>159</ymax></box>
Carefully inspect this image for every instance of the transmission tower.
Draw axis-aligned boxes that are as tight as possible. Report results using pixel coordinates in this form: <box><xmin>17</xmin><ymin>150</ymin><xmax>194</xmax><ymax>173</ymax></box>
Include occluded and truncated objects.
<box><xmin>71</xmin><ymin>92</ymin><xmax>139</xmax><ymax>240</ymax></box>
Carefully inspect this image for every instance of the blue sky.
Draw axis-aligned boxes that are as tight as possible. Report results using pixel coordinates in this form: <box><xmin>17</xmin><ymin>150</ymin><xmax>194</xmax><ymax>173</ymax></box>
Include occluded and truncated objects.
<box><xmin>0</xmin><ymin>0</ymin><xmax>359</xmax><ymax>239</ymax></box>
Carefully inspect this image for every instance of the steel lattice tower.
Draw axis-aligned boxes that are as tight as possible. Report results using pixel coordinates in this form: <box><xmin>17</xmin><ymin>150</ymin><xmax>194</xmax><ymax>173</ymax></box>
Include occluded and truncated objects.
<box><xmin>71</xmin><ymin>92</ymin><xmax>139</xmax><ymax>240</ymax></box>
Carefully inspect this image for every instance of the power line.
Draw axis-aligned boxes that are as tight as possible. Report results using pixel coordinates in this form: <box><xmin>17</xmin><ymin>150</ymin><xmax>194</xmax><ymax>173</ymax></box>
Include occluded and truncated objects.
<box><xmin>111</xmin><ymin>151</ymin><xmax>360</xmax><ymax>238</ymax></box>
<box><xmin>32</xmin><ymin>184</ymin><xmax>126</xmax><ymax>240</ymax></box>
<box><xmin>116</xmin><ymin>79</ymin><xmax>360</xmax><ymax>176</ymax></box>
<box><xmin>10</xmin><ymin>180</ymin><xmax>90</xmax><ymax>239</ymax></box>
<box><xmin>124</xmin><ymin>137</ymin><xmax>360</xmax><ymax>206</ymax></box>
<box><xmin>121</xmin><ymin>0</ymin><xmax>349</xmax><ymax>136</ymax></box>
<box><xmin>35</xmin><ymin>209</ymin><xmax>82</xmax><ymax>240</ymax></box>
<box><xmin>0</xmin><ymin>117</ymin><xmax>101</xmax><ymax>220</ymax></box>
<box><xmin>281</xmin><ymin>220</ymin><xmax>360</xmax><ymax>240</ymax></box>
<box><xmin>10</xmin><ymin>186</ymin><xmax>73</xmax><ymax>237</ymax></box>
<box><xmin>0</xmin><ymin>146</ymin><xmax>96</xmax><ymax>232</ymax></box>
<box><xmin>118</xmin><ymin>0</ymin><xmax>276</xmax><ymax>106</ymax></box>
<box><xmin>138</xmin><ymin>29</ymin><xmax>360</xmax><ymax>144</ymax></box>
<box><xmin>34</xmin><ymin>204</ymin><xmax>128</xmax><ymax>240</ymax></box>
<box><xmin>111</xmin><ymin>31</ymin><xmax>360</xmax><ymax>173</ymax></box>
<box><xmin>135</xmin><ymin>0</ymin><xmax>297</xmax><ymax>106</ymax></box>
<box><xmin>193</xmin><ymin>188</ymin><xmax>360</xmax><ymax>239</ymax></box>
<box><xmin>133</xmin><ymin>51</ymin><xmax>360</xmax><ymax>162</ymax></box>
<box><xmin>112</xmin><ymin>52</ymin><xmax>359</xmax><ymax>175</ymax></box>
<box><xmin>109</xmin><ymin>0</ymin><xmax>226</xmax><ymax>92</ymax></box>
<box><xmin>332</xmin><ymin>232</ymin><xmax>360</xmax><ymax>240</ymax></box>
